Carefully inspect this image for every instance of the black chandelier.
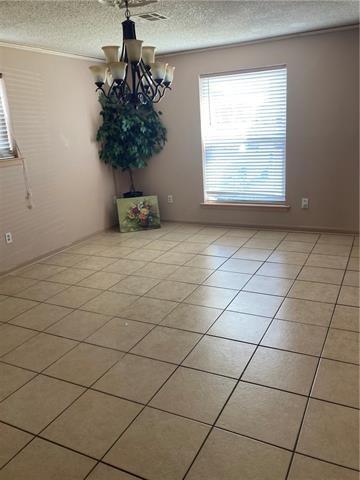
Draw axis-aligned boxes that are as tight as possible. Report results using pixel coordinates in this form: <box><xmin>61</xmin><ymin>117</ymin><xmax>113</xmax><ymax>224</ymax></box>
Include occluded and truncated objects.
<box><xmin>89</xmin><ymin>0</ymin><xmax>174</xmax><ymax>105</ymax></box>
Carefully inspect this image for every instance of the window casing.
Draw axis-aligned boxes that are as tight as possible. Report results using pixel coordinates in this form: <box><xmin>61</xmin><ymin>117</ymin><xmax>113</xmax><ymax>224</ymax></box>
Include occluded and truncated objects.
<box><xmin>0</xmin><ymin>73</ymin><xmax>17</xmax><ymax>160</ymax></box>
<box><xmin>200</xmin><ymin>66</ymin><xmax>287</xmax><ymax>204</ymax></box>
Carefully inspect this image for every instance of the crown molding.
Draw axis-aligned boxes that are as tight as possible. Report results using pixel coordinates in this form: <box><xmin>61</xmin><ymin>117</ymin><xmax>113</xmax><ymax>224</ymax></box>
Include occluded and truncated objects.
<box><xmin>159</xmin><ymin>24</ymin><xmax>359</xmax><ymax>59</ymax></box>
<box><xmin>0</xmin><ymin>41</ymin><xmax>101</xmax><ymax>62</ymax></box>
<box><xmin>0</xmin><ymin>23</ymin><xmax>358</xmax><ymax>61</ymax></box>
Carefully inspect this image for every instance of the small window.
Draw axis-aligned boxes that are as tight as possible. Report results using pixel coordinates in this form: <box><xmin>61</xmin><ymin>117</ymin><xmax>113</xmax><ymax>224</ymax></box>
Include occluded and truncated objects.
<box><xmin>200</xmin><ymin>66</ymin><xmax>287</xmax><ymax>204</ymax></box>
<box><xmin>0</xmin><ymin>73</ymin><xmax>17</xmax><ymax>160</ymax></box>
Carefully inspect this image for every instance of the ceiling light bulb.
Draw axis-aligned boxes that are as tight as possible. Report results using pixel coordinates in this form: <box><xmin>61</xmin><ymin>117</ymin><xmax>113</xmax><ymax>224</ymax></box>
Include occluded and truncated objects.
<box><xmin>124</xmin><ymin>39</ymin><xmax>143</xmax><ymax>63</ymax></box>
<box><xmin>89</xmin><ymin>64</ymin><xmax>108</xmax><ymax>84</ymax></box>
<box><xmin>109</xmin><ymin>61</ymin><xmax>127</xmax><ymax>81</ymax></box>
<box><xmin>150</xmin><ymin>62</ymin><xmax>167</xmax><ymax>82</ymax></box>
<box><xmin>164</xmin><ymin>65</ymin><xmax>175</xmax><ymax>84</ymax></box>
<box><xmin>142</xmin><ymin>46</ymin><xmax>156</xmax><ymax>65</ymax></box>
<box><xmin>102</xmin><ymin>46</ymin><xmax>120</xmax><ymax>63</ymax></box>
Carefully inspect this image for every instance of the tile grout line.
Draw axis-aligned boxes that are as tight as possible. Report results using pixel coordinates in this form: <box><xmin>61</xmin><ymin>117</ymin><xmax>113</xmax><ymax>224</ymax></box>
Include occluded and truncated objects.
<box><xmin>2</xmin><ymin>298</ymin><xmax>359</xmax><ymax>338</ymax></box>
<box><xmin>0</xmin><ymin>379</ymin><xmax>359</xmax><ymax>475</ymax></box>
<box><xmin>2</xmin><ymin>221</ymin><xmax>354</xmax><ymax>299</ymax></box>
<box><xmin>0</xmin><ymin>309</ymin><xmax>157</xmax><ymax>478</ymax></box>
<box><xmin>5</xmin><ymin>261</ymin><xmax>357</xmax><ymax>312</ymax></box>
<box><xmin>0</xmin><ymin>225</ymin><xmax>358</xmax><ymax>478</ymax></box>
<box><xmin>1</xmin><ymin>225</ymin><xmax>356</xmax><ymax>280</ymax></box>
<box><xmin>0</xmin><ymin>233</ymin><xmax>358</xmax><ymax>385</ymax></box>
<box><xmin>81</xmin><ymin>278</ymin><xmax>235</xmax><ymax>478</ymax></box>
<box><xmin>182</xmin><ymin>229</ymin><xmax>333</xmax><ymax>479</ymax></box>
<box><xmin>27</xmin><ymin>225</ymin><xmax>220</xmax><ymax>479</ymax></box>
<box><xmin>81</xmin><ymin>227</ymin><xmax>264</xmax><ymax>478</ymax></box>
<box><xmin>1</xmin><ymin>338</ymin><xmax>359</xmax><ymax>404</ymax></box>
<box><xmin>0</xmin><ymin>225</ymin><xmax>268</xmax><ymax>367</ymax></box>
<box><xmin>0</xmin><ymin>273</ymin><xmax>162</xmax><ymax>475</ymax></box>
<box><xmin>283</xmin><ymin>232</ymin><xmax>357</xmax><ymax>479</ymax></box>
<box><xmin>181</xmin><ymin>233</ymin><xmax>299</xmax><ymax>478</ymax></box>
<box><xmin>1</xmin><ymin>231</ymin><xmax>357</xmax><ymax>387</ymax></box>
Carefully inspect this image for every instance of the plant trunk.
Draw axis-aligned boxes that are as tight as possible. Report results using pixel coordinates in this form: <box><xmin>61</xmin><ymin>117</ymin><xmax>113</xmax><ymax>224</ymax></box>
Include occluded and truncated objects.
<box><xmin>123</xmin><ymin>168</ymin><xmax>143</xmax><ymax>198</ymax></box>
<box><xmin>128</xmin><ymin>168</ymin><xmax>135</xmax><ymax>193</ymax></box>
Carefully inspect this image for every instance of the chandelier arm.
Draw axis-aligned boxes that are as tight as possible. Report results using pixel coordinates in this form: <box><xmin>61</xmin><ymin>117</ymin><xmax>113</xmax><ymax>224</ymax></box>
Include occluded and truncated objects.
<box><xmin>154</xmin><ymin>84</ymin><xmax>170</xmax><ymax>103</ymax></box>
<box><xmin>120</xmin><ymin>43</ymin><xmax>126</xmax><ymax>62</ymax></box>
<box><xmin>138</xmin><ymin>79</ymin><xmax>155</xmax><ymax>102</ymax></box>
<box><xmin>139</xmin><ymin>85</ymin><xmax>154</xmax><ymax>104</ymax></box>
<box><xmin>146</xmin><ymin>71</ymin><xmax>160</xmax><ymax>92</ymax></box>
<box><xmin>130</xmin><ymin>63</ymin><xmax>140</xmax><ymax>103</ymax></box>
<box><xmin>137</xmin><ymin>90</ymin><xmax>151</xmax><ymax>105</ymax></box>
<box><xmin>113</xmin><ymin>85</ymin><xmax>122</xmax><ymax>101</ymax></box>
<box><xmin>95</xmin><ymin>85</ymin><xmax>108</xmax><ymax>98</ymax></box>
<box><xmin>152</xmin><ymin>92</ymin><xmax>163</xmax><ymax>104</ymax></box>
<box><xmin>136</xmin><ymin>79</ymin><xmax>148</xmax><ymax>98</ymax></box>
<box><xmin>134</xmin><ymin>69</ymin><xmax>153</xmax><ymax>104</ymax></box>
<box><xmin>135</xmin><ymin>66</ymin><xmax>145</xmax><ymax>94</ymax></box>
<box><xmin>109</xmin><ymin>78</ymin><xmax>116</xmax><ymax>93</ymax></box>
<box><xmin>154</xmin><ymin>83</ymin><xmax>163</xmax><ymax>101</ymax></box>
<box><xmin>142</xmin><ymin>67</ymin><xmax>162</xmax><ymax>100</ymax></box>
<box><xmin>108</xmin><ymin>79</ymin><xmax>120</xmax><ymax>101</ymax></box>
<box><xmin>139</xmin><ymin>61</ymin><xmax>152</xmax><ymax>83</ymax></box>
<box><xmin>139</xmin><ymin>60</ymin><xmax>161</xmax><ymax>94</ymax></box>
<box><xmin>154</xmin><ymin>86</ymin><xmax>165</xmax><ymax>103</ymax></box>
<box><xmin>137</xmin><ymin>63</ymin><xmax>156</xmax><ymax>99</ymax></box>
<box><xmin>119</xmin><ymin>81</ymin><xmax>130</xmax><ymax>103</ymax></box>
<box><xmin>110</xmin><ymin>79</ymin><xmax>124</xmax><ymax>102</ymax></box>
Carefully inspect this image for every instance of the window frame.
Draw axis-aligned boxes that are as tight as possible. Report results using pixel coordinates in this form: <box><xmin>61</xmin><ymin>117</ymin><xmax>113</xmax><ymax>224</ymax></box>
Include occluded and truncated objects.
<box><xmin>199</xmin><ymin>64</ymin><xmax>288</xmax><ymax>206</ymax></box>
<box><xmin>0</xmin><ymin>73</ymin><xmax>19</xmax><ymax>164</ymax></box>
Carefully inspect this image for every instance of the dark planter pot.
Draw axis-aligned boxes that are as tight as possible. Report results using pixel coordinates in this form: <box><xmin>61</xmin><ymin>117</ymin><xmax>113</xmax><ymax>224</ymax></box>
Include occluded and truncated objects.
<box><xmin>123</xmin><ymin>191</ymin><xmax>144</xmax><ymax>198</ymax></box>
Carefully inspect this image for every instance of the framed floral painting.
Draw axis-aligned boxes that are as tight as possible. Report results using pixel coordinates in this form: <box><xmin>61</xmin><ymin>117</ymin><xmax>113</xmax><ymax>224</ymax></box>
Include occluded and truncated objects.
<box><xmin>116</xmin><ymin>195</ymin><xmax>161</xmax><ymax>233</ymax></box>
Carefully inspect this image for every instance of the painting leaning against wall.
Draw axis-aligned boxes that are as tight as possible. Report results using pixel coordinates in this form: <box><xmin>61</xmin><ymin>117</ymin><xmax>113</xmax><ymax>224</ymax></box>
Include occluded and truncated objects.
<box><xmin>117</xmin><ymin>196</ymin><xmax>161</xmax><ymax>233</ymax></box>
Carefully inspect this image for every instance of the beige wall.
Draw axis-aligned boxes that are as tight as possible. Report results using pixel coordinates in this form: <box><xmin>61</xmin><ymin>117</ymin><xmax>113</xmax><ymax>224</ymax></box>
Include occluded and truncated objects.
<box><xmin>0</xmin><ymin>46</ymin><xmax>126</xmax><ymax>273</ymax></box>
<box><xmin>136</xmin><ymin>28</ymin><xmax>359</xmax><ymax>233</ymax></box>
<box><xmin>0</xmin><ymin>28</ymin><xmax>358</xmax><ymax>272</ymax></box>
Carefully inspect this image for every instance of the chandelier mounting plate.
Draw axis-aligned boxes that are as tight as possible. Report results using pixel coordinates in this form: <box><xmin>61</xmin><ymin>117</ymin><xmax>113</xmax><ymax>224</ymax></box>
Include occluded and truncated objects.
<box><xmin>98</xmin><ymin>0</ymin><xmax>158</xmax><ymax>8</ymax></box>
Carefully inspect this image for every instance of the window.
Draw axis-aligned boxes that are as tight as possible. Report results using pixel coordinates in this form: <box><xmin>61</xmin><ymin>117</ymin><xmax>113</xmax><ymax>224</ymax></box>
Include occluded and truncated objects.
<box><xmin>200</xmin><ymin>66</ymin><xmax>287</xmax><ymax>204</ymax></box>
<box><xmin>0</xmin><ymin>73</ymin><xmax>17</xmax><ymax>160</ymax></box>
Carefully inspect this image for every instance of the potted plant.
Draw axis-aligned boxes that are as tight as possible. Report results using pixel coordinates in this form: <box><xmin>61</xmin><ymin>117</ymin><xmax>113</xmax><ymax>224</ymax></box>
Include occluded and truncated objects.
<box><xmin>96</xmin><ymin>95</ymin><xmax>167</xmax><ymax>231</ymax></box>
<box><xmin>96</xmin><ymin>95</ymin><xmax>167</xmax><ymax>197</ymax></box>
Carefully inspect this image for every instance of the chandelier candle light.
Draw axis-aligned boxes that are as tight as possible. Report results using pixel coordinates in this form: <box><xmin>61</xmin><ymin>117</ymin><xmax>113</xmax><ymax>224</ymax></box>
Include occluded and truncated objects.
<box><xmin>89</xmin><ymin>0</ymin><xmax>175</xmax><ymax>105</ymax></box>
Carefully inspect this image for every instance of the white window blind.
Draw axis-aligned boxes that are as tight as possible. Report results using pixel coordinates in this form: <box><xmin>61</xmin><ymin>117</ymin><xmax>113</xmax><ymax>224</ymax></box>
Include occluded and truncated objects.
<box><xmin>200</xmin><ymin>66</ymin><xmax>287</xmax><ymax>203</ymax></box>
<box><xmin>0</xmin><ymin>73</ymin><xmax>16</xmax><ymax>160</ymax></box>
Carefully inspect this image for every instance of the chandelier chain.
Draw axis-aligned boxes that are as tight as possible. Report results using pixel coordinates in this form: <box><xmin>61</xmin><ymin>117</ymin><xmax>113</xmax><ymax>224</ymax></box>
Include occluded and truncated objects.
<box><xmin>124</xmin><ymin>0</ymin><xmax>131</xmax><ymax>19</ymax></box>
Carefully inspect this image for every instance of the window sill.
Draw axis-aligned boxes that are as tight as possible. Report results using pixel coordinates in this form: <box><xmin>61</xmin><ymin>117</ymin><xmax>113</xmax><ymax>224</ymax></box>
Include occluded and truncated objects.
<box><xmin>0</xmin><ymin>157</ymin><xmax>23</xmax><ymax>168</ymax></box>
<box><xmin>201</xmin><ymin>202</ymin><xmax>290</xmax><ymax>210</ymax></box>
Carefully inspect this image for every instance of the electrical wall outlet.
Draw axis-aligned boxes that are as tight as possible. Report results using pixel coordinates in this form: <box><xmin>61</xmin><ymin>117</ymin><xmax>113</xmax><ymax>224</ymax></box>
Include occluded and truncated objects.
<box><xmin>301</xmin><ymin>198</ymin><xmax>309</xmax><ymax>209</ymax></box>
<box><xmin>167</xmin><ymin>195</ymin><xmax>174</xmax><ymax>204</ymax></box>
<box><xmin>5</xmin><ymin>232</ymin><xmax>13</xmax><ymax>244</ymax></box>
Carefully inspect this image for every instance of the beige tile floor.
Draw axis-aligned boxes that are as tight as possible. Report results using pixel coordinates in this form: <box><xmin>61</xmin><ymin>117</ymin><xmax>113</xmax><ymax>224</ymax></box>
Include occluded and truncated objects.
<box><xmin>0</xmin><ymin>222</ymin><xmax>359</xmax><ymax>480</ymax></box>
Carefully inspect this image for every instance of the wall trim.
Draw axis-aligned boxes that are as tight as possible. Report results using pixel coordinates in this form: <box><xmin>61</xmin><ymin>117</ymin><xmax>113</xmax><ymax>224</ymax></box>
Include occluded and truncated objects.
<box><xmin>0</xmin><ymin>41</ymin><xmax>100</xmax><ymax>62</ymax></box>
<box><xmin>1</xmin><ymin>219</ymin><xmax>358</xmax><ymax>276</ymax></box>
<box><xmin>159</xmin><ymin>24</ymin><xmax>359</xmax><ymax>59</ymax></box>
<box><xmin>160</xmin><ymin>219</ymin><xmax>359</xmax><ymax>235</ymax></box>
<box><xmin>0</xmin><ymin>24</ymin><xmax>358</xmax><ymax>62</ymax></box>
<box><xmin>0</xmin><ymin>227</ymin><xmax>109</xmax><ymax>276</ymax></box>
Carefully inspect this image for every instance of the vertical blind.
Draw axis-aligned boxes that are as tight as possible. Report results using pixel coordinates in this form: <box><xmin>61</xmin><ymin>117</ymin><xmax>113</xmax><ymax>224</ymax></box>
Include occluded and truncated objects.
<box><xmin>200</xmin><ymin>66</ymin><xmax>287</xmax><ymax>203</ymax></box>
<box><xmin>0</xmin><ymin>74</ymin><xmax>16</xmax><ymax>160</ymax></box>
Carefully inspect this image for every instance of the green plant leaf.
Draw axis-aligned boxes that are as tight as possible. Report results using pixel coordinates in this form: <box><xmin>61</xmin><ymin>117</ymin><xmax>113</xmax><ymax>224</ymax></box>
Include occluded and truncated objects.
<box><xmin>96</xmin><ymin>95</ymin><xmax>167</xmax><ymax>190</ymax></box>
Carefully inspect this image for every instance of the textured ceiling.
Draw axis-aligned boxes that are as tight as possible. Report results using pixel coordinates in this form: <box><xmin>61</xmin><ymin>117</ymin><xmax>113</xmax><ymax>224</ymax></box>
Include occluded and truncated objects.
<box><xmin>0</xmin><ymin>1</ymin><xmax>358</xmax><ymax>58</ymax></box>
